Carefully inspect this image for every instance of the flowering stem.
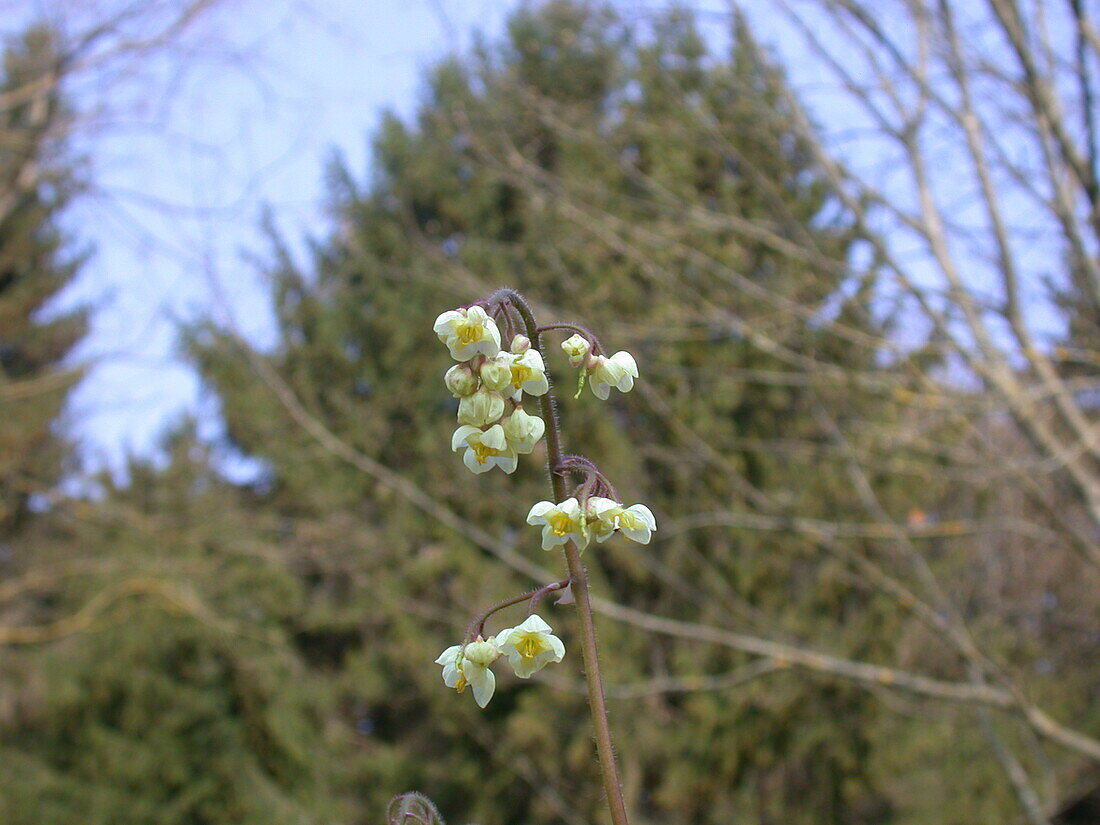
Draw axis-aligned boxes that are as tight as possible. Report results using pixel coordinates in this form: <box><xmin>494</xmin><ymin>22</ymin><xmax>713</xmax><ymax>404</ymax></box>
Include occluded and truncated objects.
<box><xmin>495</xmin><ymin>288</ymin><xmax>632</xmax><ymax>825</ymax></box>
<box><xmin>464</xmin><ymin>580</ymin><xmax>570</xmax><ymax>643</ymax></box>
<box><xmin>536</xmin><ymin>322</ymin><xmax>607</xmax><ymax>355</ymax></box>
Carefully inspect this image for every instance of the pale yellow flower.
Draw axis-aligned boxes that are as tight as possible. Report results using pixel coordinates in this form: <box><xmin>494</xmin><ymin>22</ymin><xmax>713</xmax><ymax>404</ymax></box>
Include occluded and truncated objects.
<box><xmin>589</xmin><ymin>351</ymin><xmax>638</xmax><ymax>400</ymax></box>
<box><xmin>616</xmin><ymin>503</ymin><xmax>657</xmax><ymax>543</ymax></box>
<box><xmin>502</xmin><ymin>408</ymin><xmax>545</xmax><ymax>454</ymax></box>
<box><xmin>457</xmin><ymin>387</ymin><xmax>506</xmax><ymax>427</ymax></box>
<box><xmin>496</xmin><ymin>615</ymin><xmax>565</xmax><ymax>678</ymax></box>
<box><xmin>452</xmin><ymin>424</ymin><xmax>518</xmax><ymax>474</ymax></box>
<box><xmin>435</xmin><ymin>638</ymin><xmax>500</xmax><ymax>708</ymax></box>
<box><xmin>585</xmin><ymin>497</ymin><xmax>657</xmax><ymax>544</ymax></box>
<box><xmin>561</xmin><ymin>333</ymin><xmax>591</xmax><ymax>368</ymax></box>
<box><xmin>585</xmin><ymin>496</ymin><xmax>623</xmax><ymax>543</ymax></box>
<box><xmin>508</xmin><ymin>349</ymin><xmax>549</xmax><ymax>397</ymax></box>
<box><xmin>527</xmin><ymin>498</ymin><xmax>588</xmax><ymax>550</ymax></box>
<box><xmin>434</xmin><ymin>306</ymin><xmax>501</xmax><ymax>361</ymax></box>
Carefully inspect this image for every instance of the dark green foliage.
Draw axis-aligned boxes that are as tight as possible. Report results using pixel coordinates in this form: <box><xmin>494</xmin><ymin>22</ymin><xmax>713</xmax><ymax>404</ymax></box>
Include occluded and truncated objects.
<box><xmin>187</xmin><ymin>3</ymin><xmax>932</xmax><ymax>822</ymax></box>
<box><xmin>6</xmin><ymin>4</ymin><xmax>1091</xmax><ymax>825</ymax></box>
<box><xmin>0</xmin><ymin>26</ymin><xmax>86</xmax><ymax>537</ymax></box>
<box><xmin>0</xmin><ymin>428</ymin><xmax>343</xmax><ymax>825</ymax></box>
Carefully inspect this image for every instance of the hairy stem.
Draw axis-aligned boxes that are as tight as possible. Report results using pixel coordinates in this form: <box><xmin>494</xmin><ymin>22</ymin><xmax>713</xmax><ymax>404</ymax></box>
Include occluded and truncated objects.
<box><xmin>536</xmin><ymin>322</ymin><xmax>607</xmax><ymax>355</ymax></box>
<box><xmin>464</xmin><ymin>580</ymin><xmax>569</xmax><ymax>643</ymax></box>
<box><xmin>496</xmin><ymin>288</ymin><xmax>632</xmax><ymax>825</ymax></box>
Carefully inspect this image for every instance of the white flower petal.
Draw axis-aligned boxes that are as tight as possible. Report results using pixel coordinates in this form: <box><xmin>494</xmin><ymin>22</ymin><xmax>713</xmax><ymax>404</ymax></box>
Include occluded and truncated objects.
<box><xmin>541</xmin><ymin>528</ymin><xmax>569</xmax><ymax>551</ymax></box>
<box><xmin>435</xmin><ymin>644</ymin><xmax>462</xmax><ymax>666</ymax></box>
<box><xmin>626</xmin><ymin>503</ymin><xmax>656</xmax><ymax>530</ymax></box>
<box><xmin>467</xmin><ymin>664</ymin><xmax>496</xmax><ymax>708</ymax></box>
<box><xmin>514</xmin><ymin>614</ymin><xmax>552</xmax><ymax>634</ymax></box>
<box><xmin>511</xmin><ymin>654</ymin><xmax>540</xmax><ymax>679</ymax></box>
<box><xmin>547</xmin><ymin>634</ymin><xmax>565</xmax><ymax>660</ymax></box>
<box><xmin>452</xmin><ymin>425</ymin><xmax>479</xmax><ymax>451</ymax></box>
<box><xmin>480</xmin><ymin>424</ymin><xmax>507</xmax><ymax>450</ymax></box>
<box><xmin>493</xmin><ymin>452</ymin><xmax>519</xmax><ymax>474</ymax></box>
<box><xmin>586</xmin><ymin>497</ymin><xmax>620</xmax><ymax>517</ymax></box>
<box><xmin>524</xmin><ymin>372</ymin><xmax>549</xmax><ymax>396</ymax></box>
<box><xmin>465</xmin><ymin>305</ymin><xmax>491</xmax><ymax>326</ymax></box>
<box><xmin>609</xmin><ymin>350</ymin><xmax>638</xmax><ymax>377</ymax></box>
<box><xmin>433</xmin><ymin>310</ymin><xmax>464</xmax><ymax>336</ymax></box>
<box><xmin>559</xmin><ymin>498</ymin><xmax>582</xmax><ymax>518</ymax></box>
<box><xmin>527</xmin><ymin>501</ymin><xmax>555</xmax><ymax>523</ymax></box>
<box><xmin>463</xmin><ymin>448</ymin><xmax>492</xmax><ymax>474</ymax></box>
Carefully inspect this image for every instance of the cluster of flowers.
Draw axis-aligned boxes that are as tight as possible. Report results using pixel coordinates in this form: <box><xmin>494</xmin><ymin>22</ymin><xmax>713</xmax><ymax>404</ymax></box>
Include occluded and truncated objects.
<box><xmin>435</xmin><ymin>306</ymin><xmax>549</xmax><ymax>474</ymax></box>
<box><xmin>433</xmin><ymin>300</ymin><xmax>656</xmax><ymax>709</ymax></box>
<box><xmin>435</xmin><ymin>615</ymin><xmax>565</xmax><ymax>707</ymax></box>
<box><xmin>560</xmin><ymin>333</ymin><xmax>637</xmax><ymax>400</ymax></box>
<box><xmin>528</xmin><ymin>496</ymin><xmax>656</xmax><ymax>550</ymax></box>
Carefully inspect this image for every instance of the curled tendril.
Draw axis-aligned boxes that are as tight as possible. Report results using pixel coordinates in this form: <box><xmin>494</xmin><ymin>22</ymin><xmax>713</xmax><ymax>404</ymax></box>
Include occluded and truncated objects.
<box><xmin>387</xmin><ymin>792</ymin><xmax>445</xmax><ymax>825</ymax></box>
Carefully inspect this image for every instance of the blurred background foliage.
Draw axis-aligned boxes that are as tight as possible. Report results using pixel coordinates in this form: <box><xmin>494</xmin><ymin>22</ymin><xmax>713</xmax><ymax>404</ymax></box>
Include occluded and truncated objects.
<box><xmin>0</xmin><ymin>2</ymin><xmax>1097</xmax><ymax>824</ymax></box>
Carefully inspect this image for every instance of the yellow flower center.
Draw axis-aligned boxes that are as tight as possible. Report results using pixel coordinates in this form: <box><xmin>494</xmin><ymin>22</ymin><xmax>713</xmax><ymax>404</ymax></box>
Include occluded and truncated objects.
<box><xmin>515</xmin><ymin>634</ymin><xmax>545</xmax><ymax>660</ymax></box>
<box><xmin>618</xmin><ymin>511</ymin><xmax>640</xmax><ymax>530</ymax></box>
<box><xmin>511</xmin><ymin>363</ymin><xmax>532</xmax><ymax>388</ymax></box>
<box><xmin>471</xmin><ymin>441</ymin><xmax>503</xmax><ymax>464</ymax></box>
<box><xmin>546</xmin><ymin>511</ymin><xmax>574</xmax><ymax>536</ymax></box>
<box><xmin>457</xmin><ymin>322</ymin><xmax>485</xmax><ymax>344</ymax></box>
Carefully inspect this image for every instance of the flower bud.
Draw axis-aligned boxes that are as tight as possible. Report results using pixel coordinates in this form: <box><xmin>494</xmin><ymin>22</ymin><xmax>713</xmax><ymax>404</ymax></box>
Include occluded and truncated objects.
<box><xmin>480</xmin><ymin>353</ymin><xmax>514</xmax><ymax>393</ymax></box>
<box><xmin>502</xmin><ymin>407</ymin><xmax>545</xmax><ymax>453</ymax></box>
<box><xmin>457</xmin><ymin>387</ymin><xmax>506</xmax><ymax>427</ymax></box>
<box><xmin>510</xmin><ymin>334</ymin><xmax>531</xmax><ymax>354</ymax></box>
<box><xmin>444</xmin><ymin>363</ymin><xmax>479</xmax><ymax>397</ymax></box>
<box><xmin>463</xmin><ymin>638</ymin><xmax>500</xmax><ymax>667</ymax></box>
<box><xmin>561</xmin><ymin>333</ymin><xmax>591</xmax><ymax>368</ymax></box>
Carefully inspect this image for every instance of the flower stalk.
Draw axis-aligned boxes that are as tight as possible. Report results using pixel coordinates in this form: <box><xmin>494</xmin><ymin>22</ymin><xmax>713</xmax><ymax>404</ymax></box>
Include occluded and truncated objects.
<box><xmin>434</xmin><ymin>288</ymin><xmax>647</xmax><ymax>825</ymax></box>
<box><xmin>497</xmin><ymin>288</ymin><xmax>632</xmax><ymax>825</ymax></box>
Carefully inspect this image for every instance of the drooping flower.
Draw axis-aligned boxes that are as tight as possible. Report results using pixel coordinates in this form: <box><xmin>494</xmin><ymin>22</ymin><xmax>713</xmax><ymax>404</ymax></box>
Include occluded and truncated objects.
<box><xmin>585</xmin><ymin>496</ymin><xmax>623</xmax><ymax>543</ymax></box>
<box><xmin>589</xmin><ymin>351</ymin><xmax>638</xmax><ymax>400</ymax></box>
<box><xmin>561</xmin><ymin>333</ymin><xmax>591</xmax><ymax>368</ymax></box>
<box><xmin>435</xmin><ymin>638</ymin><xmax>500</xmax><ymax>708</ymax></box>
<box><xmin>585</xmin><ymin>497</ymin><xmax>657</xmax><ymax>544</ymax></box>
<box><xmin>508</xmin><ymin>349</ymin><xmax>549</xmax><ymax>398</ymax></box>
<box><xmin>452</xmin><ymin>424</ymin><xmax>518</xmax><ymax>474</ymax></box>
<box><xmin>457</xmin><ymin>387</ymin><xmax>506</xmax><ymax>427</ymax></box>
<box><xmin>496</xmin><ymin>615</ymin><xmax>565</xmax><ymax>678</ymax></box>
<box><xmin>614</xmin><ymin>503</ymin><xmax>657</xmax><ymax>544</ymax></box>
<box><xmin>434</xmin><ymin>306</ymin><xmax>502</xmax><ymax>361</ymax></box>
<box><xmin>527</xmin><ymin>498</ymin><xmax>588</xmax><ymax>550</ymax></box>
<box><xmin>502</xmin><ymin>407</ymin><xmax>545</xmax><ymax>454</ymax></box>
<box><xmin>435</xmin><ymin>644</ymin><xmax>464</xmax><ymax>690</ymax></box>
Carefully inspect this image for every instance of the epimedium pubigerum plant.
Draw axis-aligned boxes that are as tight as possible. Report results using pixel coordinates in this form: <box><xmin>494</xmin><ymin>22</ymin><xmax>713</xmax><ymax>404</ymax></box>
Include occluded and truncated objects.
<box><xmin>431</xmin><ymin>288</ymin><xmax>652</xmax><ymax>825</ymax></box>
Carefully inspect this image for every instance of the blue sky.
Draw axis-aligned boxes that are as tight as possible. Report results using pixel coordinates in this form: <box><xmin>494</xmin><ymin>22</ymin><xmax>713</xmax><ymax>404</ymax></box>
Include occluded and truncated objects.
<box><xmin>8</xmin><ymin>0</ymin><xmax>522</xmax><ymax>477</ymax></box>
<box><xmin>6</xmin><ymin>0</ymin><xmax>1072</xmax><ymax>479</ymax></box>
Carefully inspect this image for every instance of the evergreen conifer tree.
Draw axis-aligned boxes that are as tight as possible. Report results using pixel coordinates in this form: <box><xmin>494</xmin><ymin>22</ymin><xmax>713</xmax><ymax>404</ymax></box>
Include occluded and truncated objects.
<box><xmin>0</xmin><ymin>5</ymin><xmax>1083</xmax><ymax>824</ymax></box>
<box><xmin>0</xmin><ymin>26</ymin><xmax>86</xmax><ymax>538</ymax></box>
<box><xmin>0</xmin><ymin>424</ymin><xmax>345</xmax><ymax>825</ymax></box>
<box><xmin>189</xmin><ymin>4</ymin><xmax>939</xmax><ymax>822</ymax></box>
